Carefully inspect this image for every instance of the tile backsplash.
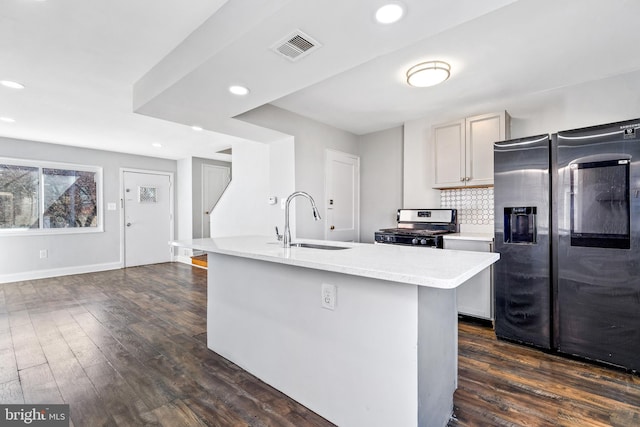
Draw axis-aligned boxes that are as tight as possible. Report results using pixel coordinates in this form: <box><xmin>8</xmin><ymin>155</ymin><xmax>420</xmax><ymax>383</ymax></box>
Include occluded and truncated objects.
<box><xmin>440</xmin><ymin>187</ymin><xmax>494</xmax><ymax>226</ymax></box>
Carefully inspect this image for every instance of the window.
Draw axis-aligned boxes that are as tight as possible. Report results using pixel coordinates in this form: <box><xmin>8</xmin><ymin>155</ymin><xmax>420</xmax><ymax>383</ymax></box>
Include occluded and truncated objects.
<box><xmin>0</xmin><ymin>159</ymin><xmax>102</xmax><ymax>234</ymax></box>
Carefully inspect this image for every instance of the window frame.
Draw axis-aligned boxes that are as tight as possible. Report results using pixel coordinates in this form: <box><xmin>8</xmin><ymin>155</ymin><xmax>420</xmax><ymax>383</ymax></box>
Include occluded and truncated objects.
<box><xmin>0</xmin><ymin>157</ymin><xmax>103</xmax><ymax>236</ymax></box>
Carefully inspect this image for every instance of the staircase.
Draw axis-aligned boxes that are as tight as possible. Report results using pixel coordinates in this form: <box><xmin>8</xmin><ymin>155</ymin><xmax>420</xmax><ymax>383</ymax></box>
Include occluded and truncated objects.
<box><xmin>191</xmin><ymin>254</ymin><xmax>208</xmax><ymax>268</ymax></box>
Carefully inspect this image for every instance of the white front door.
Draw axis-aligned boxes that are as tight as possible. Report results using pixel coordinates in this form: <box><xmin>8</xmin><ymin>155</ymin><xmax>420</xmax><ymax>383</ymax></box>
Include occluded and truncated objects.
<box><xmin>202</xmin><ymin>164</ymin><xmax>230</xmax><ymax>238</ymax></box>
<box><xmin>123</xmin><ymin>170</ymin><xmax>173</xmax><ymax>267</ymax></box>
<box><xmin>325</xmin><ymin>149</ymin><xmax>360</xmax><ymax>242</ymax></box>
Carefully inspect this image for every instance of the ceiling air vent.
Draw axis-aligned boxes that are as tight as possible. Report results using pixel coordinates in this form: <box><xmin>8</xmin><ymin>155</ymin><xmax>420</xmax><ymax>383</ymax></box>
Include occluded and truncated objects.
<box><xmin>271</xmin><ymin>30</ymin><xmax>321</xmax><ymax>62</ymax></box>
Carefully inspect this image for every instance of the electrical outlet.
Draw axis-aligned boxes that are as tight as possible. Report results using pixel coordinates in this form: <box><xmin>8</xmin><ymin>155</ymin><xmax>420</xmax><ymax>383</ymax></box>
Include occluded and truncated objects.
<box><xmin>321</xmin><ymin>283</ymin><xmax>336</xmax><ymax>310</ymax></box>
<box><xmin>39</xmin><ymin>249</ymin><xmax>48</xmax><ymax>259</ymax></box>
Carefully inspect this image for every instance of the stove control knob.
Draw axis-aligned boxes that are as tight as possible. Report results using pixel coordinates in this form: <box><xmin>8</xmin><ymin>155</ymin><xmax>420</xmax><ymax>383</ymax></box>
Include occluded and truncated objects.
<box><xmin>411</xmin><ymin>238</ymin><xmax>419</xmax><ymax>245</ymax></box>
<box><xmin>420</xmin><ymin>239</ymin><xmax>428</xmax><ymax>245</ymax></box>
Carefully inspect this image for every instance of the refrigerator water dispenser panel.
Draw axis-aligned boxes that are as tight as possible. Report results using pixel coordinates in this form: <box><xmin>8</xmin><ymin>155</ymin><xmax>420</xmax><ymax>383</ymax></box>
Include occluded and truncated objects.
<box><xmin>504</xmin><ymin>207</ymin><xmax>537</xmax><ymax>244</ymax></box>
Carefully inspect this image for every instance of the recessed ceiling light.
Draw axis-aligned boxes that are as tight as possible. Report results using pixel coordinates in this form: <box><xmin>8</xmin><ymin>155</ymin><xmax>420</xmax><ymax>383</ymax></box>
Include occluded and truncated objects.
<box><xmin>1</xmin><ymin>80</ymin><xmax>25</xmax><ymax>90</ymax></box>
<box><xmin>152</xmin><ymin>143</ymin><xmax>162</xmax><ymax>148</ymax></box>
<box><xmin>229</xmin><ymin>85</ymin><xmax>250</xmax><ymax>96</ymax></box>
<box><xmin>375</xmin><ymin>3</ymin><xmax>404</xmax><ymax>24</ymax></box>
<box><xmin>191</xmin><ymin>125</ymin><xmax>203</xmax><ymax>132</ymax></box>
<box><xmin>406</xmin><ymin>61</ymin><xmax>451</xmax><ymax>87</ymax></box>
<box><xmin>0</xmin><ymin>117</ymin><xmax>16</xmax><ymax>123</ymax></box>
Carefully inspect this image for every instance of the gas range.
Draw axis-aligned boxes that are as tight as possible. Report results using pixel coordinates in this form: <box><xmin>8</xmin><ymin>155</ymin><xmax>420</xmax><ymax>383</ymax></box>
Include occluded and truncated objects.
<box><xmin>374</xmin><ymin>209</ymin><xmax>458</xmax><ymax>248</ymax></box>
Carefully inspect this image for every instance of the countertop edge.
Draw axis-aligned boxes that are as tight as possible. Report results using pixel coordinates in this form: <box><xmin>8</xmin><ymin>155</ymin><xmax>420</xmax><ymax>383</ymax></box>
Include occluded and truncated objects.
<box><xmin>171</xmin><ymin>237</ymin><xmax>499</xmax><ymax>290</ymax></box>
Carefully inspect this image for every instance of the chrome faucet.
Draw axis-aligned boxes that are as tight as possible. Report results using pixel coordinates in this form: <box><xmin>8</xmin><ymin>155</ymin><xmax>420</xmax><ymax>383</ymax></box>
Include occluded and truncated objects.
<box><xmin>284</xmin><ymin>191</ymin><xmax>321</xmax><ymax>248</ymax></box>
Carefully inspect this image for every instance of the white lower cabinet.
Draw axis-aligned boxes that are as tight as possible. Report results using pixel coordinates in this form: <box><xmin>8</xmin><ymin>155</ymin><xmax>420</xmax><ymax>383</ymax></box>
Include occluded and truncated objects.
<box><xmin>444</xmin><ymin>238</ymin><xmax>493</xmax><ymax>320</ymax></box>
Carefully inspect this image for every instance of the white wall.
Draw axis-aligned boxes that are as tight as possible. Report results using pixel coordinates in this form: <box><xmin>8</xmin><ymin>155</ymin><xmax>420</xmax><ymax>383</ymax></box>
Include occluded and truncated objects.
<box><xmin>358</xmin><ymin>126</ymin><xmax>403</xmax><ymax>243</ymax></box>
<box><xmin>238</xmin><ymin>105</ymin><xmax>359</xmax><ymax>240</ymax></box>
<box><xmin>403</xmin><ymin>118</ymin><xmax>441</xmax><ymax>209</ymax></box>
<box><xmin>209</xmin><ymin>138</ymin><xmax>295</xmax><ymax>238</ymax></box>
<box><xmin>174</xmin><ymin>157</ymin><xmax>193</xmax><ymax>261</ymax></box>
<box><xmin>268</xmin><ymin>137</ymin><xmax>296</xmax><ymax>237</ymax></box>
<box><xmin>403</xmin><ymin>70</ymin><xmax>640</xmax><ymax>209</ymax></box>
<box><xmin>176</xmin><ymin>157</ymin><xmax>193</xmax><ymax>241</ymax></box>
<box><xmin>508</xmin><ymin>70</ymin><xmax>640</xmax><ymax>138</ymax></box>
<box><xmin>210</xmin><ymin>140</ymin><xmax>269</xmax><ymax>237</ymax></box>
<box><xmin>0</xmin><ymin>137</ymin><xmax>176</xmax><ymax>283</ymax></box>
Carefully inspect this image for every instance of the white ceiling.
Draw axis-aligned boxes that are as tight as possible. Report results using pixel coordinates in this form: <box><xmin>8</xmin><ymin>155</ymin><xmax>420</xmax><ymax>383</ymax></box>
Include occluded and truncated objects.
<box><xmin>0</xmin><ymin>0</ymin><xmax>236</xmax><ymax>160</ymax></box>
<box><xmin>3</xmin><ymin>0</ymin><xmax>640</xmax><ymax>160</ymax></box>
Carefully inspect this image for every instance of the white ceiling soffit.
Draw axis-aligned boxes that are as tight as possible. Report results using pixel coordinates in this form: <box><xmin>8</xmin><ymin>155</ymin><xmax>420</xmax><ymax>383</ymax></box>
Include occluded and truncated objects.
<box><xmin>133</xmin><ymin>0</ymin><xmax>518</xmax><ymax>142</ymax></box>
<box><xmin>0</xmin><ymin>0</ymin><xmax>242</xmax><ymax>160</ymax></box>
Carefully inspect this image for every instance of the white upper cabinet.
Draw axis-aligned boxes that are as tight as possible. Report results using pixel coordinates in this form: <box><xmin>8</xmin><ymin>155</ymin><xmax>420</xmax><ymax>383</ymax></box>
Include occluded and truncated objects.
<box><xmin>433</xmin><ymin>111</ymin><xmax>510</xmax><ymax>188</ymax></box>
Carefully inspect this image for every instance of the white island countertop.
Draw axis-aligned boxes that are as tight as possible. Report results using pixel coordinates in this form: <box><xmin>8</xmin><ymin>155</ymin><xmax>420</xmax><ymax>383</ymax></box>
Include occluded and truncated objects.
<box><xmin>172</xmin><ymin>236</ymin><xmax>499</xmax><ymax>289</ymax></box>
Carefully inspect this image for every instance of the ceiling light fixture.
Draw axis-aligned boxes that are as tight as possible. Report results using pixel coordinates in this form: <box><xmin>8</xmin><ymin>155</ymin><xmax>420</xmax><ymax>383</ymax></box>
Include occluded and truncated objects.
<box><xmin>375</xmin><ymin>3</ymin><xmax>404</xmax><ymax>24</ymax></box>
<box><xmin>152</xmin><ymin>143</ymin><xmax>162</xmax><ymax>148</ymax></box>
<box><xmin>1</xmin><ymin>80</ymin><xmax>25</xmax><ymax>90</ymax></box>
<box><xmin>406</xmin><ymin>61</ymin><xmax>451</xmax><ymax>87</ymax></box>
<box><xmin>191</xmin><ymin>125</ymin><xmax>203</xmax><ymax>132</ymax></box>
<box><xmin>0</xmin><ymin>117</ymin><xmax>16</xmax><ymax>123</ymax></box>
<box><xmin>229</xmin><ymin>85</ymin><xmax>249</xmax><ymax>96</ymax></box>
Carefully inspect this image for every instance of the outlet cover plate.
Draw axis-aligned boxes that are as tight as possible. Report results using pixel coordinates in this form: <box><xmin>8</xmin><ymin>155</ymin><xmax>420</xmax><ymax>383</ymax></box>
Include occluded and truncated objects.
<box><xmin>321</xmin><ymin>283</ymin><xmax>336</xmax><ymax>310</ymax></box>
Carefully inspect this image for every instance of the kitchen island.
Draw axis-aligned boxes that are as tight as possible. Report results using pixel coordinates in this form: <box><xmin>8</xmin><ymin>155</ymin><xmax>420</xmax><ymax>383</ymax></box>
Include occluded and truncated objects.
<box><xmin>172</xmin><ymin>236</ymin><xmax>499</xmax><ymax>427</ymax></box>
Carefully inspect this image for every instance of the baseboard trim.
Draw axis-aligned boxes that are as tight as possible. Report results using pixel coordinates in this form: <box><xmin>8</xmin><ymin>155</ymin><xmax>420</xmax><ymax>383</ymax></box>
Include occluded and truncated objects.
<box><xmin>0</xmin><ymin>262</ymin><xmax>123</xmax><ymax>284</ymax></box>
<box><xmin>175</xmin><ymin>255</ymin><xmax>193</xmax><ymax>265</ymax></box>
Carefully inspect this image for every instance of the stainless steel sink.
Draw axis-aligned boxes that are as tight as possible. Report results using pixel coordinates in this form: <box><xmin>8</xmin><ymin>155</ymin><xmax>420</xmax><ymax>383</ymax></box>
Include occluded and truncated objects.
<box><xmin>290</xmin><ymin>243</ymin><xmax>350</xmax><ymax>250</ymax></box>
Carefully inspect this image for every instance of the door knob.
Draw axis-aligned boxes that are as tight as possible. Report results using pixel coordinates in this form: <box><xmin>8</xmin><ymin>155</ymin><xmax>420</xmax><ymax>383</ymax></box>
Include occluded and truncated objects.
<box><xmin>330</xmin><ymin>225</ymin><xmax>335</xmax><ymax>230</ymax></box>
<box><xmin>126</xmin><ymin>223</ymin><xmax>132</xmax><ymax>227</ymax></box>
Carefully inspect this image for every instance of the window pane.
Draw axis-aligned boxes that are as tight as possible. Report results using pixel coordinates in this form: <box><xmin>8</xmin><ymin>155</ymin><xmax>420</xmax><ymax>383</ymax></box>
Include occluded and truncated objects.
<box><xmin>43</xmin><ymin>168</ymin><xmax>98</xmax><ymax>228</ymax></box>
<box><xmin>0</xmin><ymin>164</ymin><xmax>39</xmax><ymax>229</ymax></box>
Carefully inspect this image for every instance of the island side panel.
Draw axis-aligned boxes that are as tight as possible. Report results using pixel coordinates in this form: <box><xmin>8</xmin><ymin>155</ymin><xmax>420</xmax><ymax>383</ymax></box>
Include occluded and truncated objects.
<box><xmin>207</xmin><ymin>252</ymin><xmax>420</xmax><ymax>427</ymax></box>
<box><xmin>418</xmin><ymin>287</ymin><xmax>458</xmax><ymax>427</ymax></box>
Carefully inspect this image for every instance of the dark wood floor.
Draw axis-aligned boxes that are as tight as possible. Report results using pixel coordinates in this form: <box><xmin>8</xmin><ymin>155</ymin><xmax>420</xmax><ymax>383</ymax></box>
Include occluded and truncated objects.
<box><xmin>451</xmin><ymin>322</ymin><xmax>640</xmax><ymax>426</ymax></box>
<box><xmin>1</xmin><ymin>263</ymin><xmax>639</xmax><ymax>426</ymax></box>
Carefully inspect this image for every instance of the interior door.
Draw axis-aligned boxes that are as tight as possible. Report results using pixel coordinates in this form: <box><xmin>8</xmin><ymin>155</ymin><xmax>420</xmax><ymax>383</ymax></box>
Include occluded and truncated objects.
<box><xmin>325</xmin><ymin>150</ymin><xmax>360</xmax><ymax>242</ymax></box>
<box><xmin>202</xmin><ymin>164</ymin><xmax>230</xmax><ymax>238</ymax></box>
<box><xmin>123</xmin><ymin>170</ymin><xmax>172</xmax><ymax>267</ymax></box>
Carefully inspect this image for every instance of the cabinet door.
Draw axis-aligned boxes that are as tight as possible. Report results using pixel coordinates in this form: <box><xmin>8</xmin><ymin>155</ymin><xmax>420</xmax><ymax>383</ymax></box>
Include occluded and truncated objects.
<box><xmin>444</xmin><ymin>239</ymin><xmax>493</xmax><ymax>320</ymax></box>
<box><xmin>433</xmin><ymin>119</ymin><xmax>465</xmax><ymax>188</ymax></box>
<box><xmin>465</xmin><ymin>111</ymin><xmax>508</xmax><ymax>186</ymax></box>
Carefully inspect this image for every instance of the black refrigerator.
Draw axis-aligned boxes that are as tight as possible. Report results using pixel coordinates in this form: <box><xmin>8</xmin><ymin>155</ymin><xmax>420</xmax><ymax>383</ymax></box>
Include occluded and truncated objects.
<box><xmin>554</xmin><ymin>119</ymin><xmax>640</xmax><ymax>371</ymax></box>
<box><xmin>494</xmin><ymin>119</ymin><xmax>640</xmax><ymax>371</ymax></box>
<box><xmin>493</xmin><ymin>134</ymin><xmax>553</xmax><ymax>350</ymax></box>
